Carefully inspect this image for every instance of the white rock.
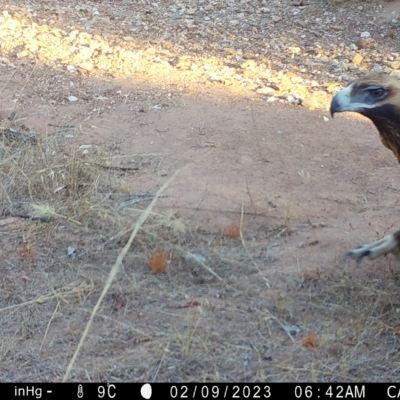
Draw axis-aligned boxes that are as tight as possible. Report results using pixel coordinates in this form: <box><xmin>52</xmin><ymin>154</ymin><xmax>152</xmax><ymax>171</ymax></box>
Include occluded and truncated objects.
<box><xmin>257</xmin><ymin>87</ymin><xmax>276</xmax><ymax>94</ymax></box>
<box><xmin>323</xmin><ymin>116</ymin><xmax>329</xmax><ymax>122</ymax></box>
<box><xmin>67</xmin><ymin>246</ymin><xmax>76</xmax><ymax>256</ymax></box>
<box><xmin>360</xmin><ymin>31</ymin><xmax>370</xmax><ymax>38</ymax></box>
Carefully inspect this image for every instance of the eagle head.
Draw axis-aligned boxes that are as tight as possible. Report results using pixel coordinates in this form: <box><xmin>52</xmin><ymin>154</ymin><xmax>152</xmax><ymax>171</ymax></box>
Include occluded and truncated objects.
<box><xmin>330</xmin><ymin>74</ymin><xmax>400</xmax><ymax>162</ymax></box>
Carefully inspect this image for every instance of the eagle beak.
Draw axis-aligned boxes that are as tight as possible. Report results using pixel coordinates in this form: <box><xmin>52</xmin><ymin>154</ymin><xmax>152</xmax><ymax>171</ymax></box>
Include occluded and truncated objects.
<box><xmin>330</xmin><ymin>85</ymin><xmax>352</xmax><ymax>117</ymax></box>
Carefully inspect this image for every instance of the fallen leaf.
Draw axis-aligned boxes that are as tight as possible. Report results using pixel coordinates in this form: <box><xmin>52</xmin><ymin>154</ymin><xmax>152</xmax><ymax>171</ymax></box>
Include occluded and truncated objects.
<box><xmin>20</xmin><ymin>246</ymin><xmax>31</xmax><ymax>257</ymax></box>
<box><xmin>393</xmin><ymin>326</ymin><xmax>400</xmax><ymax>334</ymax></box>
<box><xmin>113</xmin><ymin>294</ymin><xmax>126</xmax><ymax>310</ymax></box>
<box><xmin>301</xmin><ymin>333</ymin><xmax>318</xmax><ymax>347</ymax></box>
<box><xmin>148</xmin><ymin>250</ymin><xmax>168</xmax><ymax>272</ymax></box>
<box><xmin>68</xmin><ymin>328</ymin><xmax>80</xmax><ymax>336</ymax></box>
<box><xmin>302</xmin><ymin>269</ymin><xmax>319</xmax><ymax>282</ymax></box>
<box><xmin>222</xmin><ymin>224</ymin><xmax>240</xmax><ymax>239</ymax></box>
<box><xmin>20</xmin><ymin>246</ymin><xmax>36</xmax><ymax>263</ymax></box>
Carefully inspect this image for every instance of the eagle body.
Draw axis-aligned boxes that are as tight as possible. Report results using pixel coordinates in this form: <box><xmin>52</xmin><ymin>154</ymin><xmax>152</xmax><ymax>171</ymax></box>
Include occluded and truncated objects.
<box><xmin>330</xmin><ymin>74</ymin><xmax>400</xmax><ymax>263</ymax></box>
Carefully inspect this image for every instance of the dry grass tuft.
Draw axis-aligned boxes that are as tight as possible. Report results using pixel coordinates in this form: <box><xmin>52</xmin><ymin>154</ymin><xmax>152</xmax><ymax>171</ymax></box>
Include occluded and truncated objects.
<box><xmin>0</xmin><ymin>127</ymin><xmax>126</xmax><ymax>233</ymax></box>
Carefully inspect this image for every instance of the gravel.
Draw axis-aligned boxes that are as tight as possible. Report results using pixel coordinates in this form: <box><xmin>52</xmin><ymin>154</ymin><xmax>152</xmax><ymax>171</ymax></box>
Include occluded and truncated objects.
<box><xmin>0</xmin><ymin>0</ymin><xmax>399</xmax><ymax>109</ymax></box>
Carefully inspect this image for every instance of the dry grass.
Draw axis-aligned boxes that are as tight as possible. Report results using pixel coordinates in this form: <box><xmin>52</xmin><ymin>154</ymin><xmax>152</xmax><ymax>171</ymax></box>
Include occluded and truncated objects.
<box><xmin>1</xmin><ymin>64</ymin><xmax>400</xmax><ymax>383</ymax></box>
<box><xmin>2</xmin><ymin>128</ymin><xmax>400</xmax><ymax>381</ymax></box>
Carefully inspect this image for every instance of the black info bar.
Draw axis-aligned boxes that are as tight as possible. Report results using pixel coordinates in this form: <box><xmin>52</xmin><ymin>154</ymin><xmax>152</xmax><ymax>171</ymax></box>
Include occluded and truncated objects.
<box><xmin>5</xmin><ymin>383</ymin><xmax>400</xmax><ymax>399</ymax></box>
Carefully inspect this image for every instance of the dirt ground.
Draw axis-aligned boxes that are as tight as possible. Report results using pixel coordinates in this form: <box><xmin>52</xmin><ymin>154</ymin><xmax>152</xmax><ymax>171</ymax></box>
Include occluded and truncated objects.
<box><xmin>2</xmin><ymin>0</ymin><xmax>400</xmax><ymax>383</ymax></box>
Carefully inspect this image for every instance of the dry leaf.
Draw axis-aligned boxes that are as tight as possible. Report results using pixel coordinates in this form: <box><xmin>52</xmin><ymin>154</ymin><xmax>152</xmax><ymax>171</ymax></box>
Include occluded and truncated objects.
<box><xmin>148</xmin><ymin>250</ymin><xmax>168</xmax><ymax>272</ymax></box>
<box><xmin>301</xmin><ymin>333</ymin><xmax>318</xmax><ymax>347</ymax></box>
<box><xmin>302</xmin><ymin>269</ymin><xmax>319</xmax><ymax>282</ymax></box>
<box><xmin>222</xmin><ymin>224</ymin><xmax>240</xmax><ymax>239</ymax></box>
<box><xmin>68</xmin><ymin>328</ymin><xmax>80</xmax><ymax>336</ymax></box>
<box><xmin>20</xmin><ymin>246</ymin><xmax>31</xmax><ymax>257</ymax></box>
<box><xmin>113</xmin><ymin>294</ymin><xmax>126</xmax><ymax>310</ymax></box>
<box><xmin>20</xmin><ymin>246</ymin><xmax>36</xmax><ymax>263</ymax></box>
<box><xmin>393</xmin><ymin>326</ymin><xmax>400</xmax><ymax>334</ymax></box>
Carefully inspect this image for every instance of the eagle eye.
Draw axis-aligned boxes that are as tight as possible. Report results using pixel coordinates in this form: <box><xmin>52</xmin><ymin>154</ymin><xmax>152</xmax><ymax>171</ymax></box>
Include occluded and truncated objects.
<box><xmin>367</xmin><ymin>86</ymin><xmax>385</xmax><ymax>99</ymax></box>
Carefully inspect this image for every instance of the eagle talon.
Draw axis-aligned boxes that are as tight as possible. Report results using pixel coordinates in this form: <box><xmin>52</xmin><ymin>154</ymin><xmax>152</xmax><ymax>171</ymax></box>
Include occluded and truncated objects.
<box><xmin>342</xmin><ymin>248</ymin><xmax>370</xmax><ymax>265</ymax></box>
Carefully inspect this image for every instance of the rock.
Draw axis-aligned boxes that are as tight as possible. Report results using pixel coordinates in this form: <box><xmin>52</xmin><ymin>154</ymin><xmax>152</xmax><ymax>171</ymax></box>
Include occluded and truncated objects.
<box><xmin>68</xmin><ymin>96</ymin><xmax>78</xmax><ymax>102</ymax></box>
<box><xmin>172</xmin><ymin>13</ymin><xmax>182</xmax><ymax>20</ymax></box>
<box><xmin>352</xmin><ymin>53</ymin><xmax>363</xmax><ymax>64</ymax></box>
<box><xmin>257</xmin><ymin>87</ymin><xmax>276</xmax><ymax>94</ymax></box>
<box><xmin>284</xmin><ymin>324</ymin><xmax>301</xmax><ymax>335</ymax></box>
<box><xmin>286</xmin><ymin>96</ymin><xmax>300</xmax><ymax>104</ymax></box>
<box><xmin>288</xmin><ymin>47</ymin><xmax>301</xmax><ymax>55</ymax></box>
<box><xmin>360</xmin><ymin>31</ymin><xmax>370</xmax><ymax>38</ymax></box>
<box><xmin>342</xmin><ymin>62</ymin><xmax>356</xmax><ymax>71</ymax></box>
<box><xmin>388</xmin><ymin>61</ymin><xmax>400</xmax><ymax>70</ymax></box>
<box><xmin>272</xmin><ymin>16</ymin><xmax>282</xmax><ymax>23</ymax></box>
<box><xmin>301</xmin><ymin>96</ymin><xmax>319</xmax><ymax>110</ymax></box>
<box><xmin>355</xmin><ymin>38</ymin><xmax>376</xmax><ymax>49</ymax></box>
<box><xmin>79</xmin><ymin>61</ymin><xmax>94</xmax><ymax>71</ymax></box>
<box><xmin>389</xmin><ymin>70</ymin><xmax>400</xmax><ymax>79</ymax></box>
<box><xmin>77</xmin><ymin>46</ymin><xmax>92</xmax><ymax>60</ymax></box>
<box><xmin>16</xmin><ymin>50</ymin><xmax>29</xmax><ymax>59</ymax></box>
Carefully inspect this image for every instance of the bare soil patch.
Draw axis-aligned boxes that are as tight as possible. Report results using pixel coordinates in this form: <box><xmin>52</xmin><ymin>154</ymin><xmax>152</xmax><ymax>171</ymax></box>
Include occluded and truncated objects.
<box><xmin>1</xmin><ymin>0</ymin><xmax>400</xmax><ymax>383</ymax></box>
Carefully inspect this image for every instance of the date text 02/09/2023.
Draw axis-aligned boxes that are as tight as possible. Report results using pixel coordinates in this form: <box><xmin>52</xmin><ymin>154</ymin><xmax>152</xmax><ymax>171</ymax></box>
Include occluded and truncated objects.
<box><xmin>166</xmin><ymin>384</ymin><xmax>367</xmax><ymax>399</ymax></box>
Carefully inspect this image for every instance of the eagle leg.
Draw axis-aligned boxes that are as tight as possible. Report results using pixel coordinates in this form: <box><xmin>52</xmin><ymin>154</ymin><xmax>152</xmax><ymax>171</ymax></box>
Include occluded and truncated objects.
<box><xmin>344</xmin><ymin>230</ymin><xmax>400</xmax><ymax>265</ymax></box>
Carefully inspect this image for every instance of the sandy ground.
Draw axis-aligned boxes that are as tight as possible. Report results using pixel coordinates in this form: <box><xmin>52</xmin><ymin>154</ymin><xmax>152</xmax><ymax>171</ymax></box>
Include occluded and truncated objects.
<box><xmin>1</xmin><ymin>0</ymin><xmax>400</xmax><ymax>383</ymax></box>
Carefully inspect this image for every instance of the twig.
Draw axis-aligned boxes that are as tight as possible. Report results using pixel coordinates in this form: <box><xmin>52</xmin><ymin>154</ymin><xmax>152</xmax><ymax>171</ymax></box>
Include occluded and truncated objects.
<box><xmin>40</xmin><ymin>301</ymin><xmax>60</xmax><ymax>352</ymax></box>
<box><xmin>92</xmin><ymin>163</ymin><xmax>139</xmax><ymax>172</ymax></box>
<box><xmin>239</xmin><ymin>204</ymin><xmax>271</xmax><ymax>288</ymax></box>
<box><xmin>48</xmin><ymin>124</ymin><xmax>75</xmax><ymax>128</ymax></box>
